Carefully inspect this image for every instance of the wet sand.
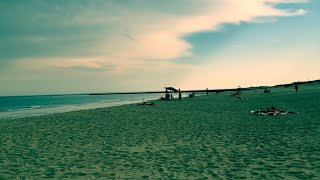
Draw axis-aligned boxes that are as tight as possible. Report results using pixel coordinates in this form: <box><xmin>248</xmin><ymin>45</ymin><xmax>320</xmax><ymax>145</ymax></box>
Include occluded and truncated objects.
<box><xmin>1</xmin><ymin>86</ymin><xmax>320</xmax><ymax>179</ymax></box>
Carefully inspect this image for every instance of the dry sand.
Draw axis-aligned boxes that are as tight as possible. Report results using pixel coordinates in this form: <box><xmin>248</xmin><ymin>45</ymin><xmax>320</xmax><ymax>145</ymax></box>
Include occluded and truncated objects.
<box><xmin>1</xmin><ymin>86</ymin><xmax>320</xmax><ymax>179</ymax></box>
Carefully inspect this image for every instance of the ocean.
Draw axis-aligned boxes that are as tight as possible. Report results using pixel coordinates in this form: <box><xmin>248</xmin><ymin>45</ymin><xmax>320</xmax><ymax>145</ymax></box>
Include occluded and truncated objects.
<box><xmin>0</xmin><ymin>93</ymin><xmax>160</xmax><ymax>120</ymax></box>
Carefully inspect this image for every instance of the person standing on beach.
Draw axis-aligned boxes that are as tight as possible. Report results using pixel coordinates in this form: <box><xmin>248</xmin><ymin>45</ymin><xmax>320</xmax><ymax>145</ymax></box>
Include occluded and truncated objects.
<box><xmin>295</xmin><ymin>84</ymin><xmax>299</xmax><ymax>93</ymax></box>
<box><xmin>206</xmin><ymin>88</ymin><xmax>208</xmax><ymax>96</ymax></box>
<box><xmin>179</xmin><ymin>89</ymin><xmax>181</xmax><ymax>100</ymax></box>
<box><xmin>165</xmin><ymin>89</ymin><xmax>170</xmax><ymax>100</ymax></box>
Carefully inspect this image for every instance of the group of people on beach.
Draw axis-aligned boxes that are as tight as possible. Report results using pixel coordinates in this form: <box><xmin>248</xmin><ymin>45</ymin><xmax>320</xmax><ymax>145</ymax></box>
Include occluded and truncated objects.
<box><xmin>160</xmin><ymin>84</ymin><xmax>299</xmax><ymax>102</ymax></box>
<box><xmin>162</xmin><ymin>88</ymin><xmax>211</xmax><ymax>101</ymax></box>
<box><xmin>161</xmin><ymin>89</ymin><xmax>182</xmax><ymax>101</ymax></box>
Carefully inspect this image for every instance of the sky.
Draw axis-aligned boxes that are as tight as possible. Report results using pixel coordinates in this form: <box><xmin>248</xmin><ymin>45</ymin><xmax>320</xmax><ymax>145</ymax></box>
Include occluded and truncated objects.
<box><xmin>0</xmin><ymin>0</ymin><xmax>319</xmax><ymax>96</ymax></box>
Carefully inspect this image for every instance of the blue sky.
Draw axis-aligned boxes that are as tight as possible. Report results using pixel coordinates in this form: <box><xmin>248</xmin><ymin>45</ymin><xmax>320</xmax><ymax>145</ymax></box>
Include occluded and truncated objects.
<box><xmin>0</xmin><ymin>0</ymin><xmax>319</xmax><ymax>96</ymax></box>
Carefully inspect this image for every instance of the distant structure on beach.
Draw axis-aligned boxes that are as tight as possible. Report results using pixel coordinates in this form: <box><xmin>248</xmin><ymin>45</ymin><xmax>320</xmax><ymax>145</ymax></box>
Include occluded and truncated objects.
<box><xmin>163</xmin><ymin>87</ymin><xmax>178</xmax><ymax>101</ymax></box>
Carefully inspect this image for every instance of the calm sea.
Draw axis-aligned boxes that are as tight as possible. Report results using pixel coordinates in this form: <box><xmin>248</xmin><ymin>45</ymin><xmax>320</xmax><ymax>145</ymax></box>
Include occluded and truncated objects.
<box><xmin>0</xmin><ymin>94</ymin><xmax>159</xmax><ymax>120</ymax></box>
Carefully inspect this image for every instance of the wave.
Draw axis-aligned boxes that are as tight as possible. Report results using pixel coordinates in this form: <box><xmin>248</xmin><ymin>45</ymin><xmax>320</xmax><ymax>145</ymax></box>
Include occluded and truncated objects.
<box><xmin>100</xmin><ymin>99</ymin><xmax>121</xmax><ymax>103</ymax></box>
<box><xmin>0</xmin><ymin>105</ymin><xmax>43</xmax><ymax>112</ymax></box>
<box><xmin>30</xmin><ymin>105</ymin><xmax>41</xmax><ymax>108</ymax></box>
<box><xmin>20</xmin><ymin>105</ymin><xmax>42</xmax><ymax>110</ymax></box>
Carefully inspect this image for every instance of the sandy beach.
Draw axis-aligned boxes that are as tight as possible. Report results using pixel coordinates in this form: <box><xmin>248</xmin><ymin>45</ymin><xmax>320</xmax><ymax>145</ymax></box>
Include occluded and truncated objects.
<box><xmin>1</xmin><ymin>86</ymin><xmax>320</xmax><ymax>179</ymax></box>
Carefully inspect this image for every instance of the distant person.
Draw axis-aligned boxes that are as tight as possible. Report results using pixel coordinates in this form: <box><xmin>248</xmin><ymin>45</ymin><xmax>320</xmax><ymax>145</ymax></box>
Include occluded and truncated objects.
<box><xmin>165</xmin><ymin>89</ymin><xmax>170</xmax><ymax>100</ymax></box>
<box><xmin>179</xmin><ymin>89</ymin><xmax>181</xmax><ymax>100</ymax></box>
<box><xmin>206</xmin><ymin>88</ymin><xmax>208</xmax><ymax>96</ymax></box>
<box><xmin>295</xmin><ymin>84</ymin><xmax>299</xmax><ymax>93</ymax></box>
<box><xmin>170</xmin><ymin>94</ymin><xmax>173</xmax><ymax>100</ymax></box>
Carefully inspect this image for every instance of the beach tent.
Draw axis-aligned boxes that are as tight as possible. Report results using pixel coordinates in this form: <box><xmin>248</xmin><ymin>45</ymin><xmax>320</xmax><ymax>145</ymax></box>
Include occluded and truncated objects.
<box><xmin>164</xmin><ymin>87</ymin><xmax>178</xmax><ymax>92</ymax></box>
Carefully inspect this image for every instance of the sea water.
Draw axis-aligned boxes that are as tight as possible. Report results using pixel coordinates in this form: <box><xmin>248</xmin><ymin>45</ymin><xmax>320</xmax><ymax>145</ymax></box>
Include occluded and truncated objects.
<box><xmin>0</xmin><ymin>94</ymin><xmax>159</xmax><ymax>120</ymax></box>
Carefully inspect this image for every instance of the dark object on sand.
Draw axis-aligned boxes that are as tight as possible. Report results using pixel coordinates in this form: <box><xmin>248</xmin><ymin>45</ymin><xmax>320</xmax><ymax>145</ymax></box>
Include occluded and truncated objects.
<box><xmin>232</xmin><ymin>91</ymin><xmax>241</xmax><ymax>96</ymax></box>
<box><xmin>189</xmin><ymin>92</ymin><xmax>195</xmax><ymax>97</ymax></box>
<box><xmin>179</xmin><ymin>89</ymin><xmax>181</xmax><ymax>100</ymax></box>
<box><xmin>295</xmin><ymin>84</ymin><xmax>299</xmax><ymax>93</ymax></box>
<box><xmin>137</xmin><ymin>102</ymin><xmax>155</xmax><ymax>106</ymax></box>
<box><xmin>231</xmin><ymin>86</ymin><xmax>242</xmax><ymax>96</ymax></box>
<box><xmin>251</xmin><ymin>106</ymin><xmax>294</xmax><ymax>116</ymax></box>
<box><xmin>237</xmin><ymin>97</ymin><xmax>247</xmax><ymax>100</ymax></box>
<box><xmin>264</xmin><ymin>89</ymin><xmax>270</xmax><ymax>93</ymax></box>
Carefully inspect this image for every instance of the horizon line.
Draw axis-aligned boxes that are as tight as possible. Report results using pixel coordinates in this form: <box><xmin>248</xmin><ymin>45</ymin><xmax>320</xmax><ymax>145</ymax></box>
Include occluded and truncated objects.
<box><xmin>1</xmin><ymin>79</ymin><xmax>318</xmax><ymax>98</ymax></box>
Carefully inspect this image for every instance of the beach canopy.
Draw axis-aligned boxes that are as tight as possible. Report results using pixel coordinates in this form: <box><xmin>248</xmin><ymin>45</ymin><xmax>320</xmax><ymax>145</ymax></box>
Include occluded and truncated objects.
<box><xmin>164</xmin><ymin>87</ymin><xmax>178</xmax><ymax>92</ymax></box>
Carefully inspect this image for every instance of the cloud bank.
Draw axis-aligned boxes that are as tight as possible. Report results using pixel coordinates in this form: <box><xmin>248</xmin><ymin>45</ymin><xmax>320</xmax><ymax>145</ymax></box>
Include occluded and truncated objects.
<box><xmin>1</xmin><ymin>0</ymin><xmax>307</xmax><ymax>72</ymax></box>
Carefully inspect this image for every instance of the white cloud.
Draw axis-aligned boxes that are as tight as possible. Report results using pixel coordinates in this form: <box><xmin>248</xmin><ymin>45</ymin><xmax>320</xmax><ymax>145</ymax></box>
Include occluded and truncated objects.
<box><xmin>95</xmin><ymin>0</ymin><xmax>307</xmax><ymax>64</ymax></box>
<box><xmin>18</xmin><ymin>0</ymin><xmax>307</xmax><ymax>71</ymax></box>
